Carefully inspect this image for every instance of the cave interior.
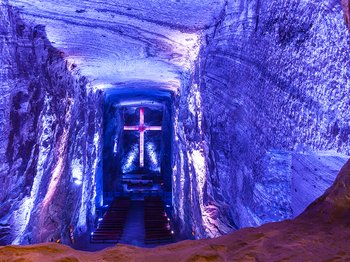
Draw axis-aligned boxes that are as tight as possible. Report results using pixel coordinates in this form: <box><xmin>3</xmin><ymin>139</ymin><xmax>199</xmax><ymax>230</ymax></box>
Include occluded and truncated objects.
<box><xmin>1</xmin><ymin>0</ymin><xmax>350</xmax><ymax>259</ymax></box>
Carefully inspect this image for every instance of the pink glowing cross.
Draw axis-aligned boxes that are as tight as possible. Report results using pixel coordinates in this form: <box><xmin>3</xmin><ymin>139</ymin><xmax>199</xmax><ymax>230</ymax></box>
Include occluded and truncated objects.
<box><xmin>123</xmin><ymin>108</ymin><xmax>162</xmax><ymax>167</ymax></box>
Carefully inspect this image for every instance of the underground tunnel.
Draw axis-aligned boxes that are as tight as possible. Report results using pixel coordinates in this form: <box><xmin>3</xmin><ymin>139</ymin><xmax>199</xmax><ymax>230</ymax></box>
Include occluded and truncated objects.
<box><xmin>1</xmin><ymin>0</ymin><xmax>350</xmax><ymax>260</ymax></box>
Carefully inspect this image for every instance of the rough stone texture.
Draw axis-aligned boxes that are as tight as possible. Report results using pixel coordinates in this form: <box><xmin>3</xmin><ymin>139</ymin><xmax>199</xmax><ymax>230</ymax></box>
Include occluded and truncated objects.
<box><xmin>173</xmin><ymin>78</ymin><xmax>236</xmax><ymax>239</ymax></box>
<box><xmin>1</xmin><ymin>159</ymin><xmax>350</xmax><ymax>261</ymax></box>
<box><xmin>0</xmin><ymin>4</ymin><xmax>103</xmax><ymax>245</ymax></box>
<box><xmin>102</xmin><ymin>101</ymin><xmax>123</xmax><ymax>195</ymax></box>
<box><xmin>173</xmin><ymin>0</ymin><xmax>350</xmax><ymax>238</ymax></box>
<box><xmin>1</xmin><ymin>0</ymin><xmax>350</xmax><ymax>247</ymax></box>
<box><xmin>290</xmin><ymin>152</ymin><xmax>348</xmax><ymax>217</ymax></box>
<box><xmin>7</xmin><ymin>0</ymin><xmax>226</xmax><ymax>93</ymax></box>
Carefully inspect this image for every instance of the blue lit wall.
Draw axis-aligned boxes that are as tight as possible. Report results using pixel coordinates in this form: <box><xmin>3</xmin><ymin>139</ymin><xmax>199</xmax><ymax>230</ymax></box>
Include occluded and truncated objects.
<box><xmin>0</xmin><ymin>5</ymin><xmax>103</xmax><ymax>244</ymax></box>
<box><xmin>2</xmin><ymin>0</ymin><xmax>350</xmax><ymax>247</ymax></box>
<box><xmin>171</xmin><ymin>0</ymin><xmax>350</xmax><ymax>239</ymax></box>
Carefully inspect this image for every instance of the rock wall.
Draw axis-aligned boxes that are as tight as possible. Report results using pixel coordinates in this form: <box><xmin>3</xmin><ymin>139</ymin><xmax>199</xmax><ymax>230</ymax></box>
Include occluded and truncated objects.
<box><xmin>173</xmin><ymin>0</ymin><xmax>350</xmax><ymax>238</ymax></box>
<box><xmin>0</xmin><ymin>4</ymin><xmax>103</xmax><ymax>244</ymax></box>
<box><xmin>1</xmin><ymin>0</ymin><xmax>349</xmax><ymax>245</ymax></box>
<box><xmin>102</xmin><ymin>102</ymin><xmax>123</xmax><ymax>195</ymax></box>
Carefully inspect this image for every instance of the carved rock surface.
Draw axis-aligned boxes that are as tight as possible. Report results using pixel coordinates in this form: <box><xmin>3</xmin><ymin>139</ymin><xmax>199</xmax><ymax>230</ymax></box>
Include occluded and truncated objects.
<box><xmin>0</xmin><ymin>5</ymin><xmax>103</xmax><ymax>244</ymax></box>
<box><xmin>172</xmin><ymin>0</ymin><xmax>350</xmax><ymax>238</ymax></box>
<box><xmin>1</xmin><ymin>0</ymin><xmax>350</xmax><ymax>249</ymax></box>
<box><xmin>7</xmin><ymin>0</ymin><xmax>226</xmax><ymax>92</ymax></box>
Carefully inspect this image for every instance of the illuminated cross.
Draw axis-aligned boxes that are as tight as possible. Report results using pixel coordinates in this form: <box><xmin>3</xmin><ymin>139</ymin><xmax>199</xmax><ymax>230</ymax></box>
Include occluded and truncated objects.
<box><xmin>123</xmin><ymin>108</ymin><xmax>162</xmax><ymax>168</ymax></box>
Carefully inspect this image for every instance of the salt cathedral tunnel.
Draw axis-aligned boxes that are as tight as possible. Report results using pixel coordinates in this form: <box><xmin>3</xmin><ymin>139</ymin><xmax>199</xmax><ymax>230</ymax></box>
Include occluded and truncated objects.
<box><xmin>1</xmin><ymin>0</ymin><xmax>350</xmax><ymax>260</ymax></box>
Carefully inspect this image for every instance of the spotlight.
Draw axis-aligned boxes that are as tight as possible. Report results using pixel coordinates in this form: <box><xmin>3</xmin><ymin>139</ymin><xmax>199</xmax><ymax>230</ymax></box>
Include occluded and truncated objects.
<box><xmin>98</xmin><ymin>218</ymin><xmax>103</xmax><ymax>222</ymax></box>
<box><xmin>91</xmin><ymin>232</ymin><xmax>94</xmax><ymax>235</ymax></box>
<box><xmin>167</xmin><ymin>218</ymin><xmax>170</xmax><ymax>221</ymax></box>
<box><xmin>171</xmin><ymin>231</ymin><xmax>174</xmax><ymax>235</ymax></box>
<box><xmin>166</xmin><ymin>205</ymin><xmax>170</xmax><ymax>208</ymax></box>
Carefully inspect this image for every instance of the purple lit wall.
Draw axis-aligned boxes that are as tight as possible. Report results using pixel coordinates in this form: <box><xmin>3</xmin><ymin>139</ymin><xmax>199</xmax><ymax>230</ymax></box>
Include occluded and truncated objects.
<box><xmin>0</xmin><ymin>5</ymin><xmax>103</xmax><ymax>244</ymax></box>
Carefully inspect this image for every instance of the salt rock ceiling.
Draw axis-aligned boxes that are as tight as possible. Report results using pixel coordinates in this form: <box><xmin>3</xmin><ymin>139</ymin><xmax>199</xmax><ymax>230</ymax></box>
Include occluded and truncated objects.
<box><xmin>8</xmin><ymin>0</ymin><xmax>226</xmax><ymax>92</ymax></box>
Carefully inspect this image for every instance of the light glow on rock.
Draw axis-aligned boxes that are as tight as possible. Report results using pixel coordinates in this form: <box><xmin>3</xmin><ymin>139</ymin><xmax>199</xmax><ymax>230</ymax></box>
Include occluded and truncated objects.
<box><xmin>91</xmin><ymin>83</ymin><xmax>115</xmax><ymax>91</ymax></box>
<box><xmin>146</xmin><ymin>142</ymin><xmax>159</xmax><ymax>171</ymax></box>
<box><xmin>188</xmin><ymin>148</ymin><xmax>207</xmax><ymax>210</ymax></box>
<box><xmin>113</xmin><ymin>138</ymin><xmax>118</xmax><ymax>154</ymax></box>
<box><xmin>90</xmin><ymin>131</ymin><xmax>101</xmax><ymax>217</ymax></box>
<box><xmin>42</xmin><ymin>136</ymin><xmax>66</xmax><ymax>208</ymax></box>
<box><xmin>74</xmin><ymin>180</ymin><xmax>83</xmax><ymax>186</ymax></box>
<box><xmin>122</xmin><ymin>144</ymin><xmax>138</xmax><ymax>173</ymax></box>
<box><xmin>42</xmin><ymin>99</ymin><xmax>73</xmax><ymax>209</ymax></box>
<box><xmin>71</xmin><ymin>160</ymin><xmax>83</xmax><ymax>185</ymax></box>
<box><xmin>167</xmin><ymin>31</ymin><xmax>201</xmax><ymax>70</ymax></box>
<box><xmin>178</xmin><ymin>150</ymin><xmax>186</xmax><ymax>222</ymax></box>
<box><xmin>77</xmin><ymin>177</ymin><xmax>88</xmax><ymax>229</ymax></box>
<box><xmin>12</xmin><ymin>97</ymin><xmax>56</xmax><ymax>244</ymax></box>
<box><xmin>188</xmin><ymin>84</ymin><xmax>203</xmax><ymax>133</ymax></box>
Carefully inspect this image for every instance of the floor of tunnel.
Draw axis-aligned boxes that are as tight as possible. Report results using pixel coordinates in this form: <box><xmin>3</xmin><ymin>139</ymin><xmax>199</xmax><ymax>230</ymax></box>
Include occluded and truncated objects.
<box><xmin>119</xmin><ymin>200</ymin><xmax>145</xmax><ymax>246</ymax></box>
<box><xmin>71</xmin><ymin>198</ymin><xmax>179</xmax><ymax>251</ymax></box>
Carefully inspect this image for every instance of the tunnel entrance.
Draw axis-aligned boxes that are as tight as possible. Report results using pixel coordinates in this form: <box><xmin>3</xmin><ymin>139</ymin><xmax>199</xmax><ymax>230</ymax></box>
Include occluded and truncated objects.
<box><xmin>95</xmin><ymin>88</ymin><xmax>174</xmax><ymax>246</ymax></box>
